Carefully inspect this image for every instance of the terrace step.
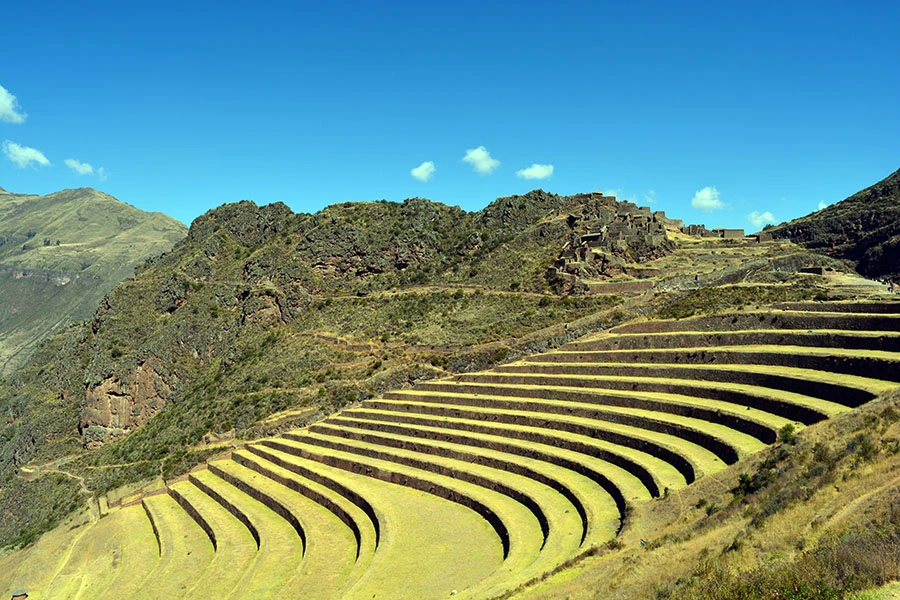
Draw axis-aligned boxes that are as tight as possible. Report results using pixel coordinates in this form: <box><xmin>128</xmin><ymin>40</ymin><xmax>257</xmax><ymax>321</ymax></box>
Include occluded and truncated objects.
<box><xmin>611</xmin><ymin>311</ymin><xmax>900</xmax><ymax>334</ymax></box>
<box><xmin>395</xmin><ymin>382</ymin><xmax>788</xmax><ymax>444</ymax></box>
<box><xmin>568</xmin><ymin>329</ymin><xmax>900</xmax><ymax>353</ymax></box>
<box><xmin>348</xmin><ymin>397</ymin><xmax>724</xmax><ymax>483</ymax></box>
<box><xmin>450</xmin><ymin>371</ymin><xmax>847</xmax><ymax>424</ymax></box>
<box><xmin>189</xmin><ymin>467</ymin><xmax>305</xmax><ymax>597</ymax></box>
<box><xmin>210</xmin><ymin>459</ymin><xmax>364</xmax><ymax>597</ymax></box>
<box><xmin>303</xmin><ymin>421</ymin><xmax>610</xmax><ymax>546</ymax></box>
<box><xmin>136</xmin><ymin>493</ymin><xmax>216</xmax><ymax>598</ymax></box>
<box><xmin>380</xmin><ymin>389</ymin><xmax>764</xmax><ymax>465</ymax></box>
<box><xmin>40</xmin><ymin>504</ymin><xmax>159</xmax><ymax>600</ymax></box>
<box><xmin>331</xmin><ymin>407</ymin><xmax>684</xmax><ymax>496</ymax></box>
<box><xmin>231</xmin><ymin>446</ymin><xmax>377</xmax><ymax>592</ymax></box>
<box><xmin>242</xmin><ymin>441</ymin><xmax>509</xmax><ymax>600</ymax></box>
<box><xmin>166</xmin><ymin>480</ymin><xmax>258</xmax><ymax>598</ymax></box>
<box><xmin>771</xmin><ymin>301</ymin><xmax>900</xmax><ymax>313</ymax></box>
<box><xmin>262</xmin><ymin>435</ymin><xmax>544</xmax><ymax>562</ymax></box>
<box><xmin>530</xmin><ymin>347</ymin><xmax>900</xmax><ymax>384</ymax></box>
<box><xmin>489</xmin><ymin>362</ymin><xmax>881</xmax><ymax>407</ymax></box>
<box><xmin>325</xmin><ymin>412</ymin><xmax>653</xmax><ymax>514</ymax></box>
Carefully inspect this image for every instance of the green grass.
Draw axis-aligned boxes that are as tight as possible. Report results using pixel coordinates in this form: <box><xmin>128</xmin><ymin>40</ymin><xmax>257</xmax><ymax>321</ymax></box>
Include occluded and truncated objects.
<box><xmin>370</xmin><ymin>395</ymin><xmax>726</xmax><ymax>480</ymax></box>
<box><xmin>244</xmin><ymin>441</ymin><xmax>509</xmax><ymax>600</ymax></box>
<box><xmin>208</xmin><ymin>459</ymin><xmax>362</xmax><ymax>596</ymax></box>
<box><xmin>137</xmin><ymin>494</ymin><xmax>216</xmax><ymax>598</ymax></box>
<box><xmin>313</xmin><ymin>419</ymin><xmax>622</xmax><ymax>546</ymax></box>
<box><xmin>167</xmin><ymin>480</ymin><xmax>258</xmax><ymax>596</ymax></box>
<box><xmin>190</xmin><ymin>467</ymin><xmax>306</xmax><ymax>597</ymax></box>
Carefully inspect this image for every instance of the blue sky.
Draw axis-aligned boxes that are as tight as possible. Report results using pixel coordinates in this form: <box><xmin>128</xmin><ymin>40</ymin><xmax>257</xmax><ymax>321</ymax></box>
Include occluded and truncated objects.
<box><xmin>1</xmin><ymin>0</ymin><xmax>898</xmax><ymax>231</ymax></box>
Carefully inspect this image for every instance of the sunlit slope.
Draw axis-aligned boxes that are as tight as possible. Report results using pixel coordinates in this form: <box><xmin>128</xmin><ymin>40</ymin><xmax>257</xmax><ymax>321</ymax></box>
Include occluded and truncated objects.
<box><xmin>6</xmin><ymin>299</ymin><xmax>899</xmax><ymax>598</ymax></box>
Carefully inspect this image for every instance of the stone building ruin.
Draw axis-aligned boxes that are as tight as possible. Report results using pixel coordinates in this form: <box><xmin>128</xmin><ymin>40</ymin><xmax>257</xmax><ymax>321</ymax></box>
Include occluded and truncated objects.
<box><xmin>546</xmin><ymin>193</ymin><xmax>673</xmax><ymax>293</ymax></box>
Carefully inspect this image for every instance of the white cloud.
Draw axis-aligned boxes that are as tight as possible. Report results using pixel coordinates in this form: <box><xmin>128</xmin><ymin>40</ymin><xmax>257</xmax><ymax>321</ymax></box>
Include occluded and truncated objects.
<box><xmin>0</xmin><ymin>85</ymin><xmax>26</xmax><ymax>124</ymax></box>
<box><xmin>2</xmin><ymin>140</ymin><xmax>50</xmax><ymax>169</ymax></box>
<box><xmin>817</xmin><ymin>200</ymin><xmax>828</xmax><ymax>211</ymax></box>
<box><xmin>462</xmin><ymin>145</ymin><xmax>499</xmax><ymax>174</ymax></box>
<box><xmin>410</xmin><ymin>160</ymin><xmax>435</xmax><ymax>182</ymax></box>
<box><xmin>98</xmin><ymin>167</ymin><xmax>109</xmax><ymax>181</ymax></box>
<box><xmin>515</xmin><ymin>163</ymin><xmax>554</xmax><ymax>180</ymax></box>
<box><xmin>691</xmin><ymin>186</ymin><xmax>724</xmax><ymax>212</ymax></box>
<box><xmin>603</xmin><ymin>189</ymin><xmax>621</xmax><ymax>198</ymax></box>
<box><xmin>644</xmin><ymin>190</ymin><xmax>656</xmax><ymax>205</ymax></box>
<box><xmin>65</xmin><ymin>158</ymin><xmax>94</xmax><ymax>175</ymax></box>
<box><xmin>748</xmin><ymin>210</ymin><xmax>776</xmax><ymax>228</ymax></box>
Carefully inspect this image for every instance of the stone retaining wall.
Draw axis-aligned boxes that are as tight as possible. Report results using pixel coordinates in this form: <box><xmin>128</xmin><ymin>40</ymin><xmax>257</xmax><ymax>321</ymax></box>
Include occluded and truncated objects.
<box><xmin>266</xmin><ymin>437</ymin><xmax>512</xmax><ymax>559</ymax></box>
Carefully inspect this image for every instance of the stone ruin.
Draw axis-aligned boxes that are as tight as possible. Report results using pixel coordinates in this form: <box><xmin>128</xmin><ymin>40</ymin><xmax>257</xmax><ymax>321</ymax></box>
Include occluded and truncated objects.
<box><xmin>546</xmin><ymin>193</ymin><xmax>674</xmax><ymax>293</ymax></box>
<box><xmin>681</xmin><ymin>224</ymin><xmax>746</xmax><ymax>239</ymax></box>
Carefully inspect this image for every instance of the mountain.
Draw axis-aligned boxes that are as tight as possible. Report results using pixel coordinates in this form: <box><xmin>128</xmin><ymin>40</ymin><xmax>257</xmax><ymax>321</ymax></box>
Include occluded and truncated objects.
<box><xmin>0</xmin><ymin>187</ymin><xmax>187</xmax><ymax>374</ymax></box>
<box><xmin>2</xmin><ymin>185</ymin><xmax>878</xmax><ymax>596</ymax></box>
<box><xmin>0</xmin><ymin>190</ymin><xmax>683</xmax><ymax>545</ymax></box>
<box><xmin>767</xmin><ymin>167</ymin><xmax>900</xmax><ymax>281</ymax></box>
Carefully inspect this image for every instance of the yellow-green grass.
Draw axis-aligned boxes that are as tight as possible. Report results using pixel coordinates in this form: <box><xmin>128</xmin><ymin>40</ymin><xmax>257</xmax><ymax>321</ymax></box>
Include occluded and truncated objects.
<box><xmin>390</xmin><ymin>385</ymin><xmax>770</xmax><ymax>458</ymax></box>
<box><xmin>166</xmin><ymin>480</ymin><xmax>258</xmax><ymax>599</ymax></box>
<box><xmin>0</xmin><ymin>511</ymin><xmax>92</xmax><ymax>596</ymax></box>
<box><xmin>339</xmin><ymin>406</ymin><xmax>687</xmax><ymax>495</ymax></box>
<box><xmin>848</xmin><ymin>581</ymin><xmax>900</xmax><ymax>600</ymax></box>
<box><xmin>303</xmin><ymin>422</ymin><xmax>605</xmax><ymax>547</ymax></box>
<box><xmin>324</xmin><ymin>412</ymin><xmax>649</xmax><ymax>521</ymax></box>
<box><xmin>189</xmin><ymin>467</ymin><xmax>305</xmax><ymax>598</ymax></box>
<box><xmin>265</xmin><ymin>434</ymin><xmax>548</xmax><ymax>564</ymax></box>
<box><xmin>518</xmin><ymin>356</ymin><xmax>900</xmax><ymax>397</ymax></box>
<box><xmin>242</xmin><ymin>440</ymin><xmax>507</xmax><ymax>600</ymax></box>
<box><xmin>136</xmin><ymin>493</ymin><xmax>216</xmax><ymax>598</ymax></box>
<box><xmin>570</xmin><ymin>328</ymin><xmax>900</xmax><ymax>352</ymax></box>
<box><xmin>405</xmin><ymin>380</ymin><xmax>792</xmax><ymax>444</ymax></box>
<box><xmin>458</xmin><ymin>370</ymin><xmax>851</xmax><ymax>422</ymax></box>
<box><xmin>362</xmin><ymin>397</ymin><xmax>732</xmax><ymax>481</ymax></box>
<box><xmin>0</xmin><ymin>505</ymin><xmax>158</xmax><ymax>600</ymax></box>
<box><xmin>537</xmin><ymin>345</ymin><xmax>900</xmax><ymax>381</ymax></box>
<box><xmin>209</xmin><ymin>459</ymin><xmax>362</xmax><ymax>598</ymax></box>
<box><xmin>612</xmin><ymin>310</ymin><xmax>900</xmax><ymax>334</ymax></box>
<box><xmin>231</xmin><ymin>446</ymin><xmax>378</xmax><ymax>570</ymax></box>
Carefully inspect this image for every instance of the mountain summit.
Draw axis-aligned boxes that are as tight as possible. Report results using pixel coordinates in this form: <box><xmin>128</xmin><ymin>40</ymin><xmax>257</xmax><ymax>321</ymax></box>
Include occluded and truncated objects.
<box><xmin>0</xmin><ymin>186</ymin><xmax>187</xmax><ymax>373</ymax></box>
<box><xmin>768</xmin><ymin>167</ymin><xmax>900</xmax><ymax>280</ymax></box>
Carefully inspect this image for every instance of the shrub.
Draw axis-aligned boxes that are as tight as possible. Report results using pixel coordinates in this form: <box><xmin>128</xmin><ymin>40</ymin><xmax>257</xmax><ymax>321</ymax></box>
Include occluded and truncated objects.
<box><xmin>779</xmin><ymin>423</ymin><xmax>796</xmax><ymax>445</ymax></box>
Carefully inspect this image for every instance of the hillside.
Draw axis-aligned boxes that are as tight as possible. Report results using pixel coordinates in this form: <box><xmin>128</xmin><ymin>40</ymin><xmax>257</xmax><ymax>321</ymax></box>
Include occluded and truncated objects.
<box><xmin>768</xmin><ymin>167</ymin><xmax>900</xmax><ymax>281</ymax></box>
<box><xmin>0</xmin><ymin>187</ymin><xmax>187</xmax><ymax>374</ymax></box>
<box><xmin>0</xmin><ymin>190</ymin><xmax>656</xmax><ymax>548</ymax></box>
<box><xmin>2</xmin><ymin>187</ymin><xmax>898</xmax><ymax>599</ymax></box>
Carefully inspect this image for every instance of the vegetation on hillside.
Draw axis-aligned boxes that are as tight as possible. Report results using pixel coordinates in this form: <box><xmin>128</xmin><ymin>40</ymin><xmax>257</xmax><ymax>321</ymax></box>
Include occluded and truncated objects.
<box><xmin>0</xmin><ymin>190</ymin><xmax>623</xmax><ymax>549</ymax></box>
<box><xmin>768</xmin><ymin>167</ymin><xmax>900</xmax><ymax>281</ymax></box>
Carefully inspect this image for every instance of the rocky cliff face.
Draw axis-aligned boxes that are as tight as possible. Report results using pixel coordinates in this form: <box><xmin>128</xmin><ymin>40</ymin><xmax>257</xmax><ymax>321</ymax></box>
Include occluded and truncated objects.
<box><xmin>80</xmin><ymin>361</ymin><xmax>175</xmax><ymax>448</ymax></box>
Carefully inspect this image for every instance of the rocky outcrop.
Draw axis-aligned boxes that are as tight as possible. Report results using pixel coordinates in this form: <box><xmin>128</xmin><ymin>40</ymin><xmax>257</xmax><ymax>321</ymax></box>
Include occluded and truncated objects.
<box><xmin>80</xmin><ymin>361</ymin><xmax>175</xmax><ymax>448</ymax></box>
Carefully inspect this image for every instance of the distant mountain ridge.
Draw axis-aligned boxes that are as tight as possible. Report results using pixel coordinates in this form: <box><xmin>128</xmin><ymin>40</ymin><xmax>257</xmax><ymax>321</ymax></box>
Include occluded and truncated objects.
<box><xmin>768</xmin><ymin>167</ymin><xmax>900</xmax><ymax>280</ymax></box>
<box><xmin>0</xmin><ymin>186</ymin><xmax>187</xmax><ymax>374</ymax></box>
